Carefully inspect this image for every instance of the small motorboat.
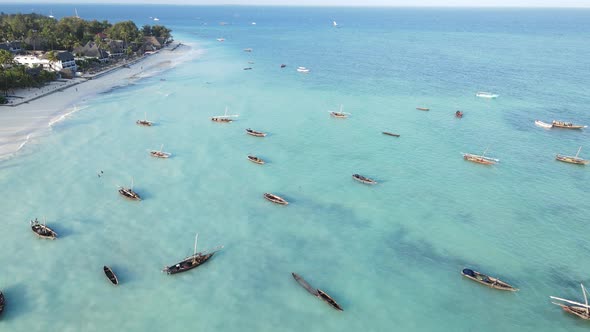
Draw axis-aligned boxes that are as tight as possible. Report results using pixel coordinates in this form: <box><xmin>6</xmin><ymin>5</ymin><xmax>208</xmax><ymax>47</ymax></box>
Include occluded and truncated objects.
<box><xmin>216</xmin><ymin>38</ymin><xmax>225</xmax><ymax>42</ymax></box>
<box><xmin>243</xmin><ymin>48</ymin><xmax>253</xmax><ymax>52</ymax></box>
<box><xmin>352</xmin><ymin>174</ymin><xmax>377</xmax><ymax>185</ymax></box>
<box><xmin>291</xmin><ymin>273</ymin><xmax>343</xmax><ymax>311</ymax></box>
<box><xmin>476</xmin><ymin>92</ymin><xmax>499</xmax><ymax>99</ymax></box>
<box><xmin>243</xmin><ymin>67</ymin><xmax>252</xmax><ymax>70</ymax></box>
<box><xmin>136</xmin><ymin>112</ymin><xmax>153</xmax><ymax>126</ymax></box>
<box><xmin>247</xmin><ymin>155</ymin><xmax>265</xmax><ymax>165</ymax></box>
<box><xmin>0</xmin><ymin>291</ymin><xmax>4</xmax><ymax>316</ymax></box>
<box><xmin>382</xmin><ymin>132</ymin><xmax>400</xmax><ymax>137</ymax></box>
<box><xmin>149</xmin><ymin>144</ymin><xmax>171</xmax><ymax>159</ymax></box>
<box><xmin>30</xmin><ymin>217</ymin><xmax>57</xmax><ymax>240</ymax></box>
<box><xmin>556</xmin><ymin>147</ymin><xmax>588</xmax><ymax>165</ymax></box>
<box><xmin>455</xmin><ymin>110</ymin><xmax>463</xmax><ymax>118</ymax></box>
<box><xmin>246</xmin><ymin>128</ymin><xmax>267</xmax><ymax>137</ymax></box>
<box><xmin>416</xmin><ymin>107</ymin><xmax>430</xmax><ymax>111</ymax></box>
<box><xmin>552</xmin><ymin>120</ymin><xmax>587</xmax><ymax>129</ymax></box>
<box><xmin>264</xmin><ymin>193</ymin><xmax>288</xmax><ymax>205</ymax></box>
<box><xmin>103</xmin><ymin>266</ymin><xmax>119</xmax><ymax>285</ymax></box>
<box><xmin>211</xmin><ymin>117</ymin><xmax>233</xmax><ymax>123</ymax></box>
<box><xmin>461</xmin><ymin>268</ymin><xmax>518</xmax><ymax>291</ymax></box>
<box><xmin>297</xmin><ymin>66</ymin><xmax>310</xmax><ymax>73</ymax></box>
<box><xmin>535</xmin><ymin>120</ymin><xmax>553</xmax><ymax>129</ymax></box>
<box><xmin>162</xmin><ymin>233</ymin><xmax>223</xmax><ymax>275</ymax></box>
<box><xmin>280</xmin><ymin>64</ymin><xmax>287</xmax><ymax>68</ymax></box>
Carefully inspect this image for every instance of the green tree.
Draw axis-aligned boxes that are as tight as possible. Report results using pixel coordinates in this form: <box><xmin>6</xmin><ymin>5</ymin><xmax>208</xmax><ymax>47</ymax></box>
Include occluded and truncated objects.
<box><xmin>0</xmin><ymin>49</ymin><xmax>14</xmax><ymax>67</ymax></box>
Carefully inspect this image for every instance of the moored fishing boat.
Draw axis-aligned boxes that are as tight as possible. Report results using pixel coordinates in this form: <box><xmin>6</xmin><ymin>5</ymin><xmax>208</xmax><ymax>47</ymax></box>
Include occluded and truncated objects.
<box><xmin>535</xmin><ymin>120</ymin><xmax>553</xmax><ymax>129</ymax></box>
<box><xmin>556</xmin><ymin>147</ymin><xmax>588</xmax><ymax>165</ymax></box>
<box><xmin>246</xmin><ymin>128</ymin><xmax>267</xmax><ymax>137</ymax></box>
<box><xmin>30</xmin><ymin>217</ymin><xmax>57</xmax><ymax>239</ymax></box>
<box><xmin>461</xmin><ymin>268</ymin><xmax>517</xmax><ymax>291</ymax></box>
<box><xmin>291</xmin><ymin>273</ymin><xmax>343</xmax><ymax>311</ymax></box>
<box><xmin>247</xmin><ymin>155</ymin><xmax>265</xmax><ymax>164</ymax></box>
<box><xmin>551</xmin><ymin>284</ymin><xmax>590</xmax><ymax>320</ymax></box>
<box><xmin>103</xmin><ymin>266</ymin><xmax>119</xmax><ymax>285</ymax></box>
<box><xmin>476</xmin><ymin>92</ymin><xmax>499</xmax><ymax>99</ymax></box>
<box><xmin>264</xmin><ymin>193</ymin><xmax>288</xmax><ymax>205</ymax></box>
<box><xmin>462</xmin><ymin>147</ymin><xmax>498</xmax><ymax>165</ymax></box>
<box><xmin>297</xmin><ymin>66</ymin><xmax>310</xmax><ymax>73</ymax></box>
<box><xmin>136</xmin><ymin>112</ymin><xmax>153</xmax><ymax>126</ymax></box>
<box><xmin>352</xmin><ymin>174</ymin><xmax>377</xmax><ymax>185</ymax></box>
<box><xmin>149</xmin><ymin>144</ymin><xmax>171</xmax><ymax>158</ymax></box>
<box><xmin>162</xmin><ymin>233</ymin><xmax>223</xmax><ymax>275</ymax></box>
<box><xmin>118</xmin><ymin>178</ymin><xmax>141</xmax><ymax>201</ymax></box>
<box><xmin>416</xmin><ymin>107</ymin><xmax>430</xmax><ymax>111</ymax></box>
<box><xmin>382</xmin><ymin>131</ymin><xmax>400</xmax><ymax>137</ymax></box>
<box><xmin>552</xmin><ymin>120</ymin><xmax>587</xmax><ymax>129</ymax></box>
<box><xmin>329</xmin><ymin>105</ymin><xmax>349</xmax><ymax>118</ymax></box>
<box><xmin>211</xmin><ymin>106</ymin><xmax>238</xmax><ymax>123</ymax></box>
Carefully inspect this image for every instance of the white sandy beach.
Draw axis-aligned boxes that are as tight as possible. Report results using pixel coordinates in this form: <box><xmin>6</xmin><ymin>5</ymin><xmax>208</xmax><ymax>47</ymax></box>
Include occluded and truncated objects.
<box><xmin>0</xmin><ymin>42</ymin><xmax>197</xmax><ymax>160</ymax></box>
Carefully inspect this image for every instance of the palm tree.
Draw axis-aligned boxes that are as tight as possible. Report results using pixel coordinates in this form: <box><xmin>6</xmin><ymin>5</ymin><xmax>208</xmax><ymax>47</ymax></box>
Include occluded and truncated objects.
<box><xmin>45</xmin><ymin>51</ymin><xmax>59</xmax><ymax>72</ymax></box>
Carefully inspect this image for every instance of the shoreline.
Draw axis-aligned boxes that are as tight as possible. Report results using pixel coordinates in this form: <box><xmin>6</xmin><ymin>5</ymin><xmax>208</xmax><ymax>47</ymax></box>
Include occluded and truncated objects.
<box><xmin>0</xmin><ymin>41</ymin><xmax>197</xmax><ymax>160</ymax></box>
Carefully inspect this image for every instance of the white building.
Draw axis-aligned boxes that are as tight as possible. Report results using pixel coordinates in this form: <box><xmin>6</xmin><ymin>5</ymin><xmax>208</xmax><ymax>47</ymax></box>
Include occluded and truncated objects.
<box><xmin>14</xmin><ymin>51</ymin><xmax>77</xmax><ymax>72</ymax></box>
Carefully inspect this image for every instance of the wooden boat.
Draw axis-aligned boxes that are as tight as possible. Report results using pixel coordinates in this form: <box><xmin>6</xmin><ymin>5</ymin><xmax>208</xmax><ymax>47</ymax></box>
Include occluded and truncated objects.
<box><xmin>317</xmin><ymin>289</ymin><xmax>344</xmax><ymax>311</ymax></box>
<box><xmin>103</xmin><ymin>266</ymin><xmax>119</xmax><ymax>285</ymax></box>
<box><xmin>162</xmin><ymin>233</ymin><xmax>223</xmax><ymax>275</ymax></box>
<box><xmin>118</xmin><ymin>178</ymin><xmax>141</xmax><ymax>201</ymax></box>
<box><xmin>382</xmin><ymin>132</ymin><xmax>400</xmax><ymax>137</ymax></box>
<box><xmin>243</xmin><ymin>67</ymin><xmax>252</xmax><ymax>70</ymax></box>
<box><xmin>280</xmin><ymin>64</ymin><xmax>287</xmax><ymax>68</ymax></box>
<box><xmin>243</xmin><ymin>48</ymin><xmax>253</xmax><ymax>52</ymax></box>
<box><xmin>461</xmin><ymin>268</ymin><xmax>517</xmax><ymax>291</ymax></box>
<box><xmin>246</xmin><ymin>128</ymin><xmax>267</xmax><ymax>137</ymax></box>
<box><xmin>247</xmin><ymin>155</ymin><xmax>265</xmax><ymax>165</ymax></box>
<box><xmin>462</xmin><ymin>147</ymin><xmax>499</xmax><ymax>165</ymax></box>
<box><xmin>264</xmin><ymin>193</ymin><xmax>288</xmax><ymax>205</ymax></box>
<box><xmin>0</xmin><ymin>291</ymin><xmax>4</xmax><ymax>316</ymax></box>
<box><xmin>149</xmin><ymin>144</ymin><xmax>171</xmax><ymax>159</ymax></box>
<box><xmin>211</xmin><ymin>106</ymin><xmax>238</xmax><ymax>123</ymax></box>
<box><xmin>552</xmin><ymin>120</ymin><xmax>586</xmax><ymax>129</ymax></box>
<box><xmin>291</xmin><ymin>273</ymin><xmax>343</xmax><ymax>311</ymax></box>
<box><xmin>455</xmin><ymin>110</ymin><xmax>463</xmax><ymax>118</ymax></box>
<box><xmin>136</xmin><ymin>112</ymin><xmax>153</xmax><ymax>127</ymax></box>
<box><xmin>416</xmin><ymin>107</ymin><xmax>430</xmax><ymax>111</ymax></box>
<box><xmin>330</xmin><ymin>105</ymin><xmax>349</xmax><ymax>118</ymax></box>
<box><xmin>30</xmin><ymin>217</ymin><xmax>57</xmax><ymax>240</ymax></box>
<box><xmin>551</xmin><ymin>284</ymin><xmax>590</xmax><ymax>320</ymax></box>
<box><xmin>535</xmin><ymin>120</ymin><xmax>553</xmax><ymax>129</ymax></box>
<box><xmin>556</xmin><ymin>147</ymin><xmax>588</xmax><ymax>165</ymax></box>
<box><xmin>352</xmin><ymin>174</ymin><xmax>377</xmax><ymax>185</ymax></box>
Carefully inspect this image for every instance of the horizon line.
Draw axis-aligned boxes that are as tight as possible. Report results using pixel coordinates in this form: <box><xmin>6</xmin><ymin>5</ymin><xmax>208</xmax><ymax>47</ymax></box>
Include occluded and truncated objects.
<box><xmin>1</xmin><ymin>3</ymin><xmax>590</xmax><ymax>9</ymax></box>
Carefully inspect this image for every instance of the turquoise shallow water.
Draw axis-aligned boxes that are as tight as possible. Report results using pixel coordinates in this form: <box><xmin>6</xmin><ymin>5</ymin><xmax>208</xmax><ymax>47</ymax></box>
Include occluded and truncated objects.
<box><xmin>1</xmin><ymin>5</ymin><xmax>590</xmax><ymax>331</ymax></box>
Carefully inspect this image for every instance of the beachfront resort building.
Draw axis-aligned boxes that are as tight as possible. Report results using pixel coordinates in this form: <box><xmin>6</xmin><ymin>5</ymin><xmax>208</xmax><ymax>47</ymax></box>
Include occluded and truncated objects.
<box><xmin>14</xmin><ymin>51</ymin><xmax>77</xmax><ymax>73</ymax></box>
<box><xmin>0</xmin><ymin>41</ymin><xmax>22</xmax><ymax>53</ymax></box>
<box><xmin>73</xmin><ymin>42</ymin><xmax>110</xmax><ymax>63</ymax></box>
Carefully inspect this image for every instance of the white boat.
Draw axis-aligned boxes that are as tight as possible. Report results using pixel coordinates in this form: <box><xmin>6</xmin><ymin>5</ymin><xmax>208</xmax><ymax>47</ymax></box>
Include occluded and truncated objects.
<box><xmin>332</xmin><ymin>20</ymin><xmax>338</xmax><ymax>27</ymax></box>
<box><xmin>251</xmin><ymin>22</ymin><xmax>257</xmax><ymax>25</ymax></box>
<box><xmin>476</xmin><ymin>92</ymin><xmax>499</xmax><ymax>99</ymax></box>
<box><xmin>153</xmin><ymin>17</ymin><xmax>160</xmax><ymax>21</ymax></box>
<box><xmin>216</xmin><ymin>38</ymin><xmax>225</xmax><ymax>42</ymax></box>
<box><xmin>534</xmin><ymin>120</ymin><xmax>553</xmax><ymax>129</ymax></box>
<box><xmin>149</xmin><ymin>144</ymin><xmax>171</xmax><ymax>159</ymax></box>
<box><xmin>211</xmin><ymin>106</ymin><xmax>239</xmax><ymax>123</ymax></box>
<box><xmin>329</xmin><ymin>105</ymin><xmax>350</xmax><ymax>118</ymax></box>
<box><xmin>551</xmin><ymin>284</ymin><xmax>590</xmax><ymax>320</ymax></box>
<box><xmin>297</xmin><ymin>66</ymin><xmax>310</xmax><ymax>73</ymax></box>
<box><xmin>48</xmin><ymin>10</ymin><xmax>54</xmax><ymax>18</ymax></box>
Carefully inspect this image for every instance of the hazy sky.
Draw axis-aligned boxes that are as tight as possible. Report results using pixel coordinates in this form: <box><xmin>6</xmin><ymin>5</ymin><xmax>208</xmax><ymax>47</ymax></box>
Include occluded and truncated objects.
<box><xmin>2</xmin><ymin>0</ymin><xmax>589</xmax><ymax>7</ymax></box>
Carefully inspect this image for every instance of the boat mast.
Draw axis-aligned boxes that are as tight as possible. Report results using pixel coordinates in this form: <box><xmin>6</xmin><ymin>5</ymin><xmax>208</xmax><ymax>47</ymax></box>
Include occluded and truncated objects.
<box><xmin>192</xmin><ymin>233</ymin><xmax>199</xmax><ymax>263</ymax></box>
<box><xmin>144</xmin><ymin>112</ymin><xmax>148</xmax><ymax>121</ymax></box>
<box><xmin>131</xmin><ymin>177</ymin><xmax>134</xmax><ymax>190</ymax></box>
<box><xmin>339</xmin><ymin>104</ymin><xmax>343</xmax><ymax>113</ymax></box>
<box><xmin>576</xmin><ymin>146</ymin><xmax>582</xmax><ymax>158</ymax></box>
<box><xmin>583</xmin><ymin>284</ymin><xmax>589</xmax><ymax>316</ymax></box>
<box><xmin>160</xmin><ymin>144</ymin><xmax>164</xmax><ymax>152</ymax></box>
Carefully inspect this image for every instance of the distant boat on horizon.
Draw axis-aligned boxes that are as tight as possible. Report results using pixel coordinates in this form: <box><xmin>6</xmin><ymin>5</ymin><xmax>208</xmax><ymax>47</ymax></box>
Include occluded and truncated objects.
<box><xmin>333</xmin><ymin>20</ymin><xmax>338</xmax><ymax>27</ymax></box>
<box><xmin>48</xmin><ymin>10</ymin><xmax>54</xmax><ymax>18</ymax></box>
<box><xmin>476</xmin><ymin>91</ymin><xmax>498</xmax><ymax>99</ymax></box>
<box><xmin>153</xmin><ymin>17</ymin><xmax>160</xmax><ymax>21</ymax></box>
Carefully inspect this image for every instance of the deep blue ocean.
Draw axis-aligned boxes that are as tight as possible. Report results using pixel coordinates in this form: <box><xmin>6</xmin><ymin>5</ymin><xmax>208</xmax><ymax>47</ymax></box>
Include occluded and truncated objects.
<box><xmin>1</xmin><ymin>4</ymin><xmax>590</xmax><ymax>331</ymax></box>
